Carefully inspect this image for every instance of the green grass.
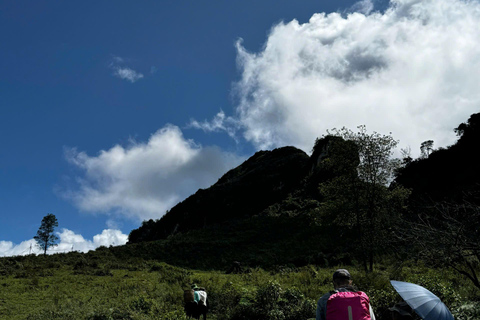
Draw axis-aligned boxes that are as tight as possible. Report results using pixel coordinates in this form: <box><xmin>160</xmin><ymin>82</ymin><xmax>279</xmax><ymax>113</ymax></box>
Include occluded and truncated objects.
<box><xmin>0</xmin><ymin>252</ymin><xmax>479</xmax><ymax>320</ymax></box>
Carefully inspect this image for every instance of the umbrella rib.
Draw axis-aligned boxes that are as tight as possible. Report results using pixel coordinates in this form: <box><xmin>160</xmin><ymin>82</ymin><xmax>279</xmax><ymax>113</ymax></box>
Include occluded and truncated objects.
<box><xmin>420</xmin><ymin>300</ymin><xmax>441</xmax><ymax>319</ymax></box>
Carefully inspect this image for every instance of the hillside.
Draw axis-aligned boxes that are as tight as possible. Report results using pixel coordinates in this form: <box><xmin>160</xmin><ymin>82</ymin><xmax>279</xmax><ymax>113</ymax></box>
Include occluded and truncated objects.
<box><xmin>2</xmin><ymin>250</ymin><xmax>477</xmax><ymax>319</ymax></box>
<box><xmin>124</xmin><ymin>136</ymin><xmax>363</xmax><ymax>269</ymax></box>
<box><xmin>128</xmin><ymin>146</ymin><xmax>311</xmax><ymax>243</ymax></box>
<box><xmin>394</xmin><ymin>112</ymin><xmax>480</xmax><ymax>203</ymax></box>
<box><xmin>123</xmin><ymin>112</ymin><xmax>480</xmax><ymax>274</ymax></box>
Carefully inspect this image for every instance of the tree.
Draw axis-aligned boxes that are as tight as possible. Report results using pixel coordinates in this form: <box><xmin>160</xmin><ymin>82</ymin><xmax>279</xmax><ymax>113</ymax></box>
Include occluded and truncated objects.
<box><xmin>420</xmin><ymin>140</ymin><xmax>434</xmax><ymax>158</ymax></box>
<box><xmin>400</xmin><ymin>199</ymin><xmax>480</xmax><ymax>290</ymax></box>
<box><xmin>400</xmin><ymin>146</ymin><xmax>413</xmax><ymax>165</ymax></box>
<box><xmin>327</xmin><ymin>125</ymin><xmax>401</xmax><ymax>186</ymax></box>
<box><xmin>319</xmin><ymin>126</ymin><xmax>408</xmax><ymax>271</ymax></box>
<box><xmin>34</xmin><ymin>213</ymin><xmax>59</xmax><ymax>256</ymax></box>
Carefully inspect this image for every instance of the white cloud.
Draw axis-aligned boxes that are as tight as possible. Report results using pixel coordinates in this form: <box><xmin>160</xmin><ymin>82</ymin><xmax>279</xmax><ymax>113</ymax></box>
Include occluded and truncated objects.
<box><xmin>0</xmin><ymin>239</ymin><xmax>36</xmax><ymax>257</ymax></box>
<box><xmin>109</xmin><ymin>55</ymin><xmax>144</xmax><ymax>83</ymax></box>
<box><xmin>64</xmin><ymin>124</ymin><xmax>243</xmax><ymax>221</ymax></box>
<box><xmin>230</xmin><ymin>0</ymin><xmax>480</xmax><ymax>157</ymax></box>
<box><xmin>350</xmin><ymin>0</ymin><xmax>375</xmax><ymax>15</ymax></box>
<box><xmin>113</xmin><ymin>67</ymin><xmax>144</xmax><ymax>83</ymax></box>
<box><xmin>188</xmin><ymin>110</ymin><xmax>240</xmax><ymax>141</ymax></box>
<box><xmin>0</xmin><ymin>229</ymin><xmax>128</xmax><ymax>257</ymax></box>
<box><xmin>93</xmin><ymin>229</ymin><xmax>128</xmax><ymax>247</ymax></box>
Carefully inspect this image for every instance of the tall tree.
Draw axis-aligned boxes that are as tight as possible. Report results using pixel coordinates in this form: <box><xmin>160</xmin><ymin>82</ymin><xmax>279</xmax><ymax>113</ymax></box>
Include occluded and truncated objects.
<box><xmin>34</xmin><ymin>213</ymin><xmax>59</xmax><ymax>256</ymax></box>
<box><xmin>420</xmin><ymin>140</ymin><xmax>434</xmax><ymax>158</ymax></box>
<box><xmin>319</xmin><ymin>126</ymin><xmax>408</xmax><ymax>271</ymax></box>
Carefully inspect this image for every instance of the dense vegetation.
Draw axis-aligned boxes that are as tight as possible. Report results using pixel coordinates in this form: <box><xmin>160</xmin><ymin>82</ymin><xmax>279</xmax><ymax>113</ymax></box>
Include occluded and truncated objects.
<box><xmin>1</xmin><ymin>250</ymin><xmax>479</xmax><ymax>319</ymax></box>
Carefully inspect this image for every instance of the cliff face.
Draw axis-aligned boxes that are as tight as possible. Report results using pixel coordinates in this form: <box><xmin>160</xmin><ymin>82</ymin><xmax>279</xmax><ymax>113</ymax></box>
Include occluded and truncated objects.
<box><xmin>128</xmin><ymin>146</ymin><xmax>310</xmax><ymax>243</ymax></box>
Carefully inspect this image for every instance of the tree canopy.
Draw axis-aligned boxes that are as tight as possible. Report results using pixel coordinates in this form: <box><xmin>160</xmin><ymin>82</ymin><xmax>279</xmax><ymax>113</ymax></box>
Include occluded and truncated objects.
<box><xmin>318</xmin><ymin>126</ymin><xmax>408</xmax><ymax>271</ymax></box>
<box><xmin>34</xmin><ymin>213</ymin><xmax>59</xmax><ymax>256</ymax></box>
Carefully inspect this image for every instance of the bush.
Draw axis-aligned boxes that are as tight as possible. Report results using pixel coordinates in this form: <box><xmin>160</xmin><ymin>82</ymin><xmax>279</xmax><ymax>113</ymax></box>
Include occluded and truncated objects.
<box><xmin>453</xmin><ymin>302</ymin><xmax>480</xmax><ymax>320</ymax></box>
<box><xmin>228</xmin><ymin>280</ymin><xmax>315</xmax><ymax>320</ymax></box>
<box><xmin>130</xmin><ymin>296</ymin><xmax>153</xmax><ymax>314</ymax></box>
<box><xmin>86</xmin><ymin>308</ymin><xmax>133</xmax><ymax>320</ymax></box>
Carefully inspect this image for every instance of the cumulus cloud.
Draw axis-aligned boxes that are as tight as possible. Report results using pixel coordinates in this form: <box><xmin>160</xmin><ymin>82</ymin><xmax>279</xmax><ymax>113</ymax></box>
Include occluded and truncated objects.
<box><xmin>229</xmin><ymin>0</ymin><xmax>480</xmax><ymax>157</ymax></box>
<box><xmin>0</xmin><ymin>239</ymin><xmax>36</xmax><ymax>257</ymax></box>
<box><xmin>0</xmin><ymin>229</ymin><xmax>127</xmax><ymax>257</ymax></box>
<box><xmin>64</xmin><ymin>125</ymin><xmax>243</xmax><ymax>221</ymax></box>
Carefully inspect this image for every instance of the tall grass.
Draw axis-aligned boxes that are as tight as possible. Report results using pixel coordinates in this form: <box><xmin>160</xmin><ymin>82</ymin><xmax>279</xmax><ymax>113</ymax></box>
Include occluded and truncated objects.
<box><xmin>0</xmin><ymin>253</ymin><xmax>478</xmax><ymax>319</ymax></box>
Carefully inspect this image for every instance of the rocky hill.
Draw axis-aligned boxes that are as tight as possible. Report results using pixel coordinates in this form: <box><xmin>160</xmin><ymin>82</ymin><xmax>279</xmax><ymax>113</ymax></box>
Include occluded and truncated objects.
<box><xmin>124</xmin><ymin>112</ymin><xmax>480</xmax><ymax>269</ymax></box>
<box><xmin>128</xmin><ymin>146</ymin><xmax>312</xmax><ymax>243</ymax></box>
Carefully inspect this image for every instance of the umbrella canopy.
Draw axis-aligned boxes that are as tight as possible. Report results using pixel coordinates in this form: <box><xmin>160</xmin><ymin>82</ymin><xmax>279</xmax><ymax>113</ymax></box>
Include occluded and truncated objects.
<box><xmin>390</xmin><ymin>280</ymin><xmax>454</xmax><ymax>320</ymax></box>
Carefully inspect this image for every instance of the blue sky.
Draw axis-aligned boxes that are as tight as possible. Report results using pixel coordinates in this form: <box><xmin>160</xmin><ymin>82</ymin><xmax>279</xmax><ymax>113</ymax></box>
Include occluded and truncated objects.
<box><xmin>2</xmin><ymin>0</ymin><xmax>480</xmax><ymax>256</ymax></box>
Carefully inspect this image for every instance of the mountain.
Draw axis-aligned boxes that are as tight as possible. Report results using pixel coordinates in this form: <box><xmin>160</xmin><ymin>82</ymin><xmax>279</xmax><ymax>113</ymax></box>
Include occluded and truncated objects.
<box><xmin>123</xmin><ymin>112</ymin><xmax>480</xmax><ymax>269</ymax></box>
<box><xmin>123</xmin><ymin>137</ymin><xmax>363</xmax><ymax>269</ymax></box>
<box><xmin>128</xmin><ymin>146</ymin><xmax>311</xmax><ymax>243</ymax></box>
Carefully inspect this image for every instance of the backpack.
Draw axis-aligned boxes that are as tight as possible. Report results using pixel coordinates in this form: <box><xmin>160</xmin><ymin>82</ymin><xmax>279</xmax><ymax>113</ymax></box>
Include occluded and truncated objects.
<box><xmin>326</xmin><ymin>291</ymin><xmax>371</xmax><ymax>320</ymax></box>
<box><xmin>184</xmin><ymin>289</ymin><xmax>195</xmax><ymax>304</ymax></box>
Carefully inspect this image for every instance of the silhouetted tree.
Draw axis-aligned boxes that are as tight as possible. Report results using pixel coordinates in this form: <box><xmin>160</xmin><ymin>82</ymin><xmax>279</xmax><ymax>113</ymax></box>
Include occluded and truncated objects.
<box><xmin>420</xmin><ymin>140</ymin><xmax>434</xmax><ymax>158</ymax></box>
<box><xmin>34</xmin><ymin>213</ymin><xmax>59</xmax><ymax>256</ymax></box>
<box><xmin>399</xmin><ymin>199</ymin><xmax>480</xmax><ymax>291</ymax></box>
<box><xmin>454</xmin><ymin>112</ymin><xmax>480</xmax><ymax>140</ymax></box>
<box><xmin>320</xmin><ymin>126</ymin><xmax>408</xmax><ymax>271</ymax></box>
<box><xmin>400</xmin><ymin>146</ymin><xmax>413</xmax><ymax>165</ymax></box>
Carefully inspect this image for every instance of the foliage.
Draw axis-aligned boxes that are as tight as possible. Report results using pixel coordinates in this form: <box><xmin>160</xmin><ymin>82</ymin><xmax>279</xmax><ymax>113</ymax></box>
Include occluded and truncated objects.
<box><xmin>398</xmin><ymin>200</ymin><xmax>480</xmax><ymax>290</ymax></box>
<box><xmin>327</xmin><ymin>125</ymin><xmax>400</xmax><ymax>186</ymax></box>
<box><xmin>315</xmin><ymin>127</ymin><xmax>409</xmax><ymax>271</ymax></box>
<box><xmin>420</xmin><ymin>140</ymin><xmax>434</xmax><ymax>158</ymax></box>
<box><xmin>395</xmin><ymin>112</ymin><xmax>480</xmax><ymax>202</ymax></box>
<box><xmin>34</xmin><ymin>213</ymin><xmax>59</xmax><ymax>256</ymax></box>
<box><xmin>1</xmin><ymin>251</ymin><xmax>477</xmax><ymax>320</ymax></box>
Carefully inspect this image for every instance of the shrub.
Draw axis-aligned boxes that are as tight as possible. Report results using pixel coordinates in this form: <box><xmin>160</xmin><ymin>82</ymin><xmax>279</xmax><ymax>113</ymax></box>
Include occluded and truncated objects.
<box><xmin>86</xmin><ymin>308</ymin><xmax>133</xmax><ymax>320</ymax></box>
<box><xmin>228</xmin><ymin>280</ymin><xmax>315</xmax><ymax>320</ymax></box>
<box><xmin>130</xmin><ymin>296</ymin><xmax>153</xmax><ymax>314</ymax></box>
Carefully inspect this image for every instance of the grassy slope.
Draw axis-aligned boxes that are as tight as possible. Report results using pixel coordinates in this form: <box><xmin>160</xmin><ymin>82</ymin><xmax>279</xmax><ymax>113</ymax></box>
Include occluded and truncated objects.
<box><xmin>1</xmin><ymin>251</ymin><xmax>478</xmax><ymax>320</ymax></box>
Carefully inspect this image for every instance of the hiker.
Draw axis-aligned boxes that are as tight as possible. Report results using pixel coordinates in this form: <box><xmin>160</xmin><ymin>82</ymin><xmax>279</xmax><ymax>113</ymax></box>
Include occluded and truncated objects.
<box><xmin>389</xmin><ymin>301</ymin><xmax>414</xmax><ymax>320</ymax></box>
<box><xmin>184</xmin><ymin>285</ymin><xmax>198</xmax><ymax>319</ymax></box>
<box><xmin>184</xmin><ymin>284</ymin><xmax>208</xmax><ymax>319</ymax></box>
<box><xmin>316</xmin><ymin>269</ymin><xmax>376</xmax><ymax>320</ymax></box>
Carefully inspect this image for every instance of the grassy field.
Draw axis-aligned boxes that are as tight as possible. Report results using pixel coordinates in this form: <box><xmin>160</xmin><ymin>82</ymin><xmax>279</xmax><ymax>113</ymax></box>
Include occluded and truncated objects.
<box><xmin>0</xmin><ymin>250</ymin><xmax>479</xmax><ymax>320</ymax></box>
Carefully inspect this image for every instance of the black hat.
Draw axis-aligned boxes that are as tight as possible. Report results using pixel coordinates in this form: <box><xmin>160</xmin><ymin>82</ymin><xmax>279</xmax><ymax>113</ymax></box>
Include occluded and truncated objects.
<box><xmin>389</xmin><ymin>301</ymin><xmax>413</xmax><ymax>317</ymax></box>
<box><xmin>333</xmin><ymin>269</ymin><xmax>351</xmax><ymax>280</ymax></box>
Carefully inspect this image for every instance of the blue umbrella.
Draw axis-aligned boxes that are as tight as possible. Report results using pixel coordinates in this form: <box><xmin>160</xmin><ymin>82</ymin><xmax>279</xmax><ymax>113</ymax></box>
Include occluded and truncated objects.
<box><xmin>390</xmin><ymin>280</ymin><xmax>454</xmax><ymax>320</ymax></box>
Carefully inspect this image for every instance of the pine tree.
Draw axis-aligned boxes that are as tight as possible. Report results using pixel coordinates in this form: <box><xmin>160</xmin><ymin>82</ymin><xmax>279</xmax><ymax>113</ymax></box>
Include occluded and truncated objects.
<box><xmin>34</xmin><ymin>213</ymin><xmax>59</xmax><ymax>256</ymax></box>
